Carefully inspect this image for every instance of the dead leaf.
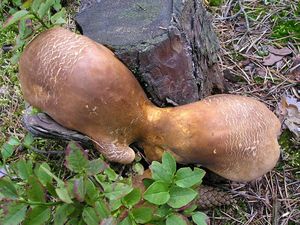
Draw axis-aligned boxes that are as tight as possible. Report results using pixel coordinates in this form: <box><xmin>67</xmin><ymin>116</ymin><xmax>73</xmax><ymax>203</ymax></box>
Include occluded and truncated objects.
<box><xmin>290</xmin><ymin>55</ymin><xmax>300</xmax><ymax>82</ymax></box>
<box><xmin>263</xmin><ymin>53</ymin><xmax>283</xmax><ymax>66</ymax></box>
<box><xmin>277</xmin><ymin>95</ymin><xmax>300</xmax><ymax>138</ymax></box>
<box><xmin>268</xmin><ymin>45</ymin><xmax>293</xmax><ymax>56</ymax></box>
<box><xmin>256</xmin><ymin>68</ymin><xmax>266</xmax><ymax>77</ymax></box>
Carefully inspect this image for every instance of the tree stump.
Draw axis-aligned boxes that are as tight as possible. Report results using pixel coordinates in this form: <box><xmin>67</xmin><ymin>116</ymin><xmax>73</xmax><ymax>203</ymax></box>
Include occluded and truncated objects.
<box><xmin>76</xmin><ymin>0</ymin><xmax>224</xmax><ymax>106</ymax></box>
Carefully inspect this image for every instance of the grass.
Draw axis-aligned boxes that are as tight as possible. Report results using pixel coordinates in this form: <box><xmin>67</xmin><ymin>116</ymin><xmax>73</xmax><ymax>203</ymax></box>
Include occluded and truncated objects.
<box><xmin>0</xmin><ymin>0</ymin><xmax>299</xmax><ymax>224</ymax></box>
<box><xmin>0</xmin><ymin>17</ymin><xmax>25</xmax><ymax>146</ymax></box>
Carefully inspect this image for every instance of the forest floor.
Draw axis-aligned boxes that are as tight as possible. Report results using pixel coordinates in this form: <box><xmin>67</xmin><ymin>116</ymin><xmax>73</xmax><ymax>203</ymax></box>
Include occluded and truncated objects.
<box><xmin>207</xmin><ymin>0</ymin><xmax>299</xmax><ymax>224</ymax></box>
<box><xmin>0</xmin><ymin>0</ymin><xmax>299</xmax><ymax>225</ymax></box>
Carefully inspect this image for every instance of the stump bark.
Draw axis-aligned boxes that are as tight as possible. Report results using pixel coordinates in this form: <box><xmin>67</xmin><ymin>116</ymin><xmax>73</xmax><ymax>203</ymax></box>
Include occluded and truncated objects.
<box><xmin>76</xmin><ymin>0</ymin><xmax>224</xmax><ymax>106</ymax></box>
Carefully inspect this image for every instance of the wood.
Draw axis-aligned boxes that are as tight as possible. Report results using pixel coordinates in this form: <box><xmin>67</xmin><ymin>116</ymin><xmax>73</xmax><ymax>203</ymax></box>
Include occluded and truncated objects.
<box><xmin>75</xmin><ymin>0</ymin><xmax>224</xmax><ymax>106</ymax></box>
<box><xmin>23</xmin><ymin>107</ymin><xmax>92</xmax><ymax>147</ymax></box>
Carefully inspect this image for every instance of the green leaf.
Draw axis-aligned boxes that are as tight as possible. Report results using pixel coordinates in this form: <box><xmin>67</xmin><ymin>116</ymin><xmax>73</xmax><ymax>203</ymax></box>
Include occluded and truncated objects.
<box><xmin>192</xmin><ymin>212</ymin><xmax>209</xmax><ymax>225</ymax></box>
<box><xmin>110</xmin><ymin>199</ymin><xmax>122</xmax><ymax>211</ymax></box>
<box><xmin>21</xmin><ymin>0</ymin><xmax>33</xmax><ymax>9</ymax></box>
<box><xmin>37</xmin><ymin>0</ymin><xmax>55</xmax><ymax>18</ymax></box>
<box><xmin>66</xmin><ymin>179</ymin><xmax>75</xmax><ymax>199</ymax></box>
<box><xmin>104</xmin><ymin>183</ymin><xmax>132</xmax><ymax>201</ymax></box>
<box><xmin>31</xmin><ymin>0</ymin><xmax>43</xmax><ymax>12</ymax></box>
<box><xmin>95</xmin><ymin>199</ymin><xmax>110</xmax><ymax>219</ymax></box>
<box><xmin>150</xmin><ymin>162</ymin><xmax>172</xmax><ymax>183</ymax></box>
<box><xmin>82</xmin><ymin>207</ymin><xmax>100</xmax><ymax>225</ymax></box>
<box><xmin>183</xmin><ymin>204</ymin><xmax>197</xmax><ymax>216</ymax></box>
<box><xmin>155</xmin><ymin>204</ymin><xmax>172</xmax><ymax>218</ymax></box>
<box><xmin>3</xmin><ymin>10</ymin><xmax>29</xmax><ymax>28</ymax></box>
<box><xmin>122</xmin><ymin>188</ymin><xmax>141</xmax><ymax>208</ymax></box>
<box><xmin>104</xmin><ymin>167</ymin><xmax>118</xmax><ymax>181</ymax></box>
<box><xmin>1</xmin><ymin>203</ymin><xmax>27</xmax><ymax>225</ymax></box>
<box><xmin>132</xmin><ymin>207</ymin><xmax>153</xmax><ymax>224</ymax></box>
<box><xmin>54</xmin><ymin>204</ymin><xmax>75</xmax><ymax>225</ymax></box>
<box><xmin>56</xmin><ymin>186</ymin><xmax>73</xmax><ymax>204</ymax></box>
<box><xmin>143</xmin><ymin>181</ymin><xmax>170</xmax><ymax>205</ymax></box>
<box><xmin>143</xmin><ymin>178</ymin><xmax>154</xmax><ymax>188</ymax></box>
<box><xmin>66</xmin><ymin>218</ymin><xmax>80</xmax><ymax>225</ymax></box>
<box><xmin>52</xmin><ymin>0</ymin><xmax>62</xmax><ymax>11</ymax></box>
<box><xmin>65</xmin><ymin>142</ymin><xmax>89</xmax><ymax>173</ymax></box>
<box><xmin>0</xmin><ymin>178</ymin><xmax>18</xmax><ymax>199</ymax></box>
<box><xmin>45</xmin><ymin>183</ymin><xmax>57</xmax><ymax>197</ymax></box>
<box><xmin>166</xmin><ymin>214</ymin><xmax>187</xmax><ymax>225</ymax></box>
<box><xmin>132</xmin><ymin>162</ymin><xmax>144</xmax><ymax>175</ymax></box>
<box><xmin>7</xmin><ymin>137</ymin><xmax>20</xmax><ymax>146</ymax></box>
<box><xmin>27</xmin><ymin>176</ymin><xmax>46</xmax><ymax>202</ymax></box>
<box><xmin>167</xmin><ymin>186</ymin><xmax>197</xmax><ymax>208</ymax></box>
<box><xmin>15</xmin><ymin>159</ymin><xmax>33</xmax><ymax>181</ymax></box>
<box><xmin>1</xmin><ymin>144</ymin><xmax>15</xmax><ymax>161</ymax></box>
<box><xmin>39</xmin><ymin>163</ymin><xmax>63</xmax><ymax>186</ymax></box>
<box><xmin>85</xmin><ymin>178</ymin><xmax>99</xmax><ymax>203</ymax></box>
<box><xmin>162</xmin><ymin>152</ymin><xmax>176</xmax><ymax>176</ymax></box>
<box><xmin>73</xmin><ymin>177</ymin><xmax>86</xmax><ymax>202</ymax></box>
<box><xmin>175</xmin><ymin>167</ymin><xmax>205</xmax><ymax>188</ymax></box>
<box><xmin>35</xmin><ymin>163</ymin><xmax>53</xmax><ymax>186</ymax></box>
<box><xmin>87</xmin><ymin>158</ymin><xmax>107</xmax><ymax>176</ymax></box>
<box><xmin>150</xmin><ymin>152</ymin><xmax>176</xmax><ymax>184</ymax></box>
<box><xmin>23</xmin><ymin>133</ymin><xmax>34</xmax><ymax>148</ymax></box>
<box><xmin>23</xmin><ymin>206</ymin><xmax>51</xmax><ymax>225</ymax></box>
<box><xmin>50</xmin><ymin>8</ymin><xmax>66</xmax><ymax>25</ymax></box>
<box><xmin>119</xmin><ymin>216</ymin><xmax>135</xmax><ymax>225</ymax></box>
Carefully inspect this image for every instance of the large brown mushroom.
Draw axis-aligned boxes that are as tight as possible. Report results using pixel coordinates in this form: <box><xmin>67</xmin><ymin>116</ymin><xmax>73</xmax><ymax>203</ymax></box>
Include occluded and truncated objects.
<box><xmin>19</xmin><ymin>27</ymin><xmax>281</xmax><ymax>182</ymax></box>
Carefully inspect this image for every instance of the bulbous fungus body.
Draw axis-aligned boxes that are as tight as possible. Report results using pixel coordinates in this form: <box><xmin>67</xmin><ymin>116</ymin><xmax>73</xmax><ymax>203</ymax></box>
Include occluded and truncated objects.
<box><xmin>19</xmin><ymin>28</ymin><xmax>281</xmax><ymax>182</ymax></box>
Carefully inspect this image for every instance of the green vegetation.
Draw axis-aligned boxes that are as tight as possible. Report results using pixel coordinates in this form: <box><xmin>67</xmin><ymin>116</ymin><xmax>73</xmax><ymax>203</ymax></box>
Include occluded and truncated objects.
<box><xmin>1</xmin><ymin>0</ymin><xmax>66</xmax><ymax>62</ymax></box>
<box><xmin>279</xmin><ymin>130</ymin><xmax>300</xmax><ymax>169</ymax></box>
<box><xmin>0</xmin><ymin>0</ymin><xmax>67</xmax><ymax>146</ymax></box>
<box><xmin>208</xmin><ymin>0</ymin><xmax>223</xmax><ymax>7</ymax></box>
<box><xmin>270</xmin><ymin>3</ymin><xmax>300</xmax><ymax>42</ymax></box>
<box><xmin>0</xmin><ymin>138</ymin><xmax>207</xmax><ymax>225</ymax></box>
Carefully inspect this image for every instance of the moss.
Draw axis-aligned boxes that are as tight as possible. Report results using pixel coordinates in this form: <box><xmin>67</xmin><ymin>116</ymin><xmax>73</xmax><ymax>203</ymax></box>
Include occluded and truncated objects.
<box><xmin>231</xmin><ymin>52</ymin><xmax>245</xmax><ymax>61</ymax></box>
<box><xmin>247</xmin><ymin>7</ymin><xmax>268</xmax><ymax>21</ymax></box>
<box><xmin>272</xmin><ymin>19</ymin><xmax>300</xmax><ymax>41</ymax></box>
<box><xmin>208</xmin><ymin>0</ymin><xmax>223</xmax><ymax>7</ymax></box>
<box><xmin>279</xmin><ymin>130</ymin><xmax>300</xmax><ymax>168</ymax></box>
<box><xmin>253</xmin><ymin>76</ymin><xmax>264</xmax><ymax>84</ymax></box>
<box><xmin>270</xmin><ymin>3</ymin><xmax>300</xmax><ymax>42</ymax></box>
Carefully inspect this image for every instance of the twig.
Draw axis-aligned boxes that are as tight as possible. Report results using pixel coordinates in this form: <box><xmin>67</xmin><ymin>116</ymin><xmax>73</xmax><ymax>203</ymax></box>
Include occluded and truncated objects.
<box><xmin>223</xmin><ymin>0</ymin><xmax>235</xmax><ymax>18</ymax></box>
<box><xmin>216</xmin><ymin>9</ymin><xmax>242</xmax><ymax>20</ymax></box>
<box><xmin>238</xmin><ymin>0</ymin><xmax>250</xmax><ymax>32</ymax></box>
<box><xmin>29</xmin><ymin>146</ymin><xmax>64</xmax><ymax>155</ymax></box>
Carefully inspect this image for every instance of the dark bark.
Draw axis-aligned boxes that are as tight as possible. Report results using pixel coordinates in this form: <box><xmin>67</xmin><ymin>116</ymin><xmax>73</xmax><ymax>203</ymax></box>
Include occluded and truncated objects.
<box><xmin>76</xmin><ymin>0</ymin><xmax>224</xmax><ymax>106</ymax></box>
<box><xmin>23</xmin><ymin>107</ymin><xmax>92</xmax><ymax>147</ymax></box>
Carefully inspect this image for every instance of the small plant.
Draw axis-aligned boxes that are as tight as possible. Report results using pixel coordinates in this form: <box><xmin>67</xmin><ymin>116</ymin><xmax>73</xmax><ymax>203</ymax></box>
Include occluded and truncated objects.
<box><xmin>208</xmin><ymin>0</ymin><xmax>223</xmax><ymax>7</ymax></box>
<box><xmin>0</xmin><ymin>136</ymin><xmax>208</xmax><ymax>224</ymax></box>
<box><xmin>1</xmin><ymin>0</ymin><xmax>67</xmax><ymax>62</ymax></box>
<box><xmin>270</xmin><ymin>3</ymin><xmax>300</xmax><ymax>43</ymax></box>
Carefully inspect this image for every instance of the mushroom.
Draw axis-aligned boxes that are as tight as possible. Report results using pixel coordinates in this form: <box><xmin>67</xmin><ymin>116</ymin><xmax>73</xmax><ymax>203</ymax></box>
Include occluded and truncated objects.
<box><xmin>19</xmin><ymin>27</ymin><xmax>281</xmax><ymax>182</ymax></box>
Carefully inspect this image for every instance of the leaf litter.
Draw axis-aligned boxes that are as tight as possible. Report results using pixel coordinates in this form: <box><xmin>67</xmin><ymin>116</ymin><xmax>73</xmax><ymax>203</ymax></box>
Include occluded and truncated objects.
<box><xmin>208</xmin><ymin>0</ymin><xmax>300</xmax><ymax>224</ymax></box>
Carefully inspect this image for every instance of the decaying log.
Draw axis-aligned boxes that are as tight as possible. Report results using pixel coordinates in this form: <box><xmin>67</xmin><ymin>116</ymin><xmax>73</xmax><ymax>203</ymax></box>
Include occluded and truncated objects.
<box><xmin>23</xmin><ymin>107</ymin><xmax>92</xmax><ymax>147</ymax></box>
<box><xmin>76</xmin><ymin>0</ymin><xmax>224</xmax><ymax>106</ymax></box>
